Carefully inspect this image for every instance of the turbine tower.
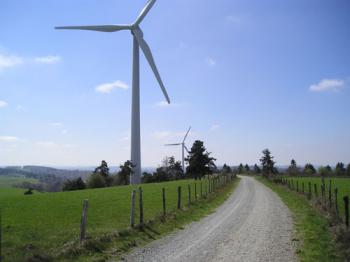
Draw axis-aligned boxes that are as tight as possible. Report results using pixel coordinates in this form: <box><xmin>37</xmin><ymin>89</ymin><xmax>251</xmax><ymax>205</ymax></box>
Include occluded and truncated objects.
<box><xmin>165</xmin><ymin>126</ymin><xmax>191</xmax><ymax>172</ymax></box>
<box><xmin>55</xmin><ymin>0</ymin><xmax>170</xmax><ymax>184</ymax></box>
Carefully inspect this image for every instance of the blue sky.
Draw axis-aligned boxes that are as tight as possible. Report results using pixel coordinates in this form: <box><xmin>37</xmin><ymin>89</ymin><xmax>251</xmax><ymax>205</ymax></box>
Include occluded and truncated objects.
<box><xmin>0</xmin><ymin>0</ymin><xmax>349</xmax><ymax>167</ymax></box>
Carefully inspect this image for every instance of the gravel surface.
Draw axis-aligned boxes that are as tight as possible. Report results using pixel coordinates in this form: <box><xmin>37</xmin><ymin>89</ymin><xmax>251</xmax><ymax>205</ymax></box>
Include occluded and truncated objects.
<box><xmin>122</xmin><ymin>176</ymin><xmax>297</xmax><ymax>262</ymax></box>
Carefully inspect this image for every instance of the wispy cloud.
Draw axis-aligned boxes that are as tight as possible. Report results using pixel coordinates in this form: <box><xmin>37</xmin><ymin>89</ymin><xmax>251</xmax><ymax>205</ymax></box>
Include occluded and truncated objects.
<box><xmin>210</xmin><ymin>124</ymin><xmax>220</xmax><ymax>131</ymax></box>
<box><xmin>205</xmin><ymin>57</ymin><xmax>217</xmax><ymax>67</ymax></box>
<box><xmin>95</xmin><ymin>80</ymin><xmax>129</xmax><ymax>94</ymax></box>
<box><xmin>34</xmin><ymin>55</ymin><xmax>61</xmax><ymax>64</ymax></box>
<box><xmin>62</xmin><ymin>129</ymin><xmax>68</xmax><ymax>135</ymax></box>
<box><xmin>0</xmin><ymin>54</ymin><xmax>23</xmax><ymax>70</ymax></box>
<box><xmin>0</xmin><ymin>53</ymin><xmax>61</xmax><ymax>71</ymax></box>
<box><xmin>36</xmin><ymin>141</ymin><xmax>76</xmax><ymax>149</ymax></box>
<box><xmin>309</xmin><ymin>78</ymin><xmax>345</xmax><ymax>92</ymax></box>
<box><xmin>0</xmin><ymin>136</ymin><xmax>19</xmax><ymax>142</ymax></box>
<box><xmin>0</xmin><ymin>100</ymin><xmax>8</xmax><ymax>108</ymax></box>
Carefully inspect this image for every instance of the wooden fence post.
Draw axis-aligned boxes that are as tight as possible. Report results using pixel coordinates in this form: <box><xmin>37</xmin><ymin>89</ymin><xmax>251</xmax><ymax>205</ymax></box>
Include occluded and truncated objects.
<box><xmin>308</xmin><ymin>182</ymin><xmax>312</xmax><ymax>199</ymax></box>
<box><xmin>296</xmin><ymin>181</ymin><xmax>299</xmax><ymax>192</ymax></box>
<box><xmin>0</xmin><ymin>208</ymin><xmax>2</xmax><ymax>262</ymax></box>
<box><xmin>162</xmin><ymin>188</ymin><xmax>166</xmax><ymax>217</ymax></box>
<box><xmin>130</xmin><ymin>190</ymin><xmax>136</xmax><ymax>228</ymax></box>
<box><xmin>344</xmin><ymin>196</ymin><xmax>349</xmax><ymax>228</ymax></box>
<box><xmin>200</xmin><ymin>181</ymin><xmax>203</xmax><ymax>198</ymax></box>
<box><xmin>334</xmin><ymin>188</ymin><xmax>339</xmax><ymax>217</ymax></box>
<box><xmin>139</xmin><ymin>187</ymin><xmax>144</xmax><ymax>227</ymax></box>
<box><xmin>302</xmin><ymin>182</ymin><xmax>305</xmax><ymax>194</ymax></box>
<box><xmin>329</xmin><ymin>180</ymin><xmax>332</xmax><ymax>208</ymax></box>
<box><xmin>177</xmin><ymin>186</ymin><xmax>182</xmax><ymax>209</ymax></box>
<box><xmin>80</xmin><ymin>199</ymin><xmax>89</xmax><ymax>243</ymax></box>
<box><xmin>194</xmin><ymin>183</ymin><xmax>197</xmax><ymax>201</ymax></box>
<box><xmin>291</xmin><ymin>180</ymin><xmax>294</xmax><ymax>190</ymax></box>
<box><xmin>188</xmin><ymin>185</ymin><xmax>191</xmax><ymax>208</ymax></box>
<box><xmin>314</xmin><ymin>184</ymin><xmax>318</xmax><ymax>198</ymax></box>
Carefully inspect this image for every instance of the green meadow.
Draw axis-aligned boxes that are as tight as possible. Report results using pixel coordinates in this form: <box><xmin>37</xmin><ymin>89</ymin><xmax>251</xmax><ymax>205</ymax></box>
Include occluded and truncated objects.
<box><xmin>0</xmin><ymin>177</ymin><xmax>232</xmax><ymax>261</ymax></box>
<box><xmin>284</xmin><ymin>177</ymin><xmax>350</xmax><ymax>218</ymax></box>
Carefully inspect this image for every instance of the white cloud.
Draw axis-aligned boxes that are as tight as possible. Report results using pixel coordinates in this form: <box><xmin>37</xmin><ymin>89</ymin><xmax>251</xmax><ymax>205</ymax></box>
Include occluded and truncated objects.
<box><xmin>210</xmin><ymin>124</ymin><xmax>220</xmax><ymax>131</ymax></box>
<box><xmin>0</xmin><ymin>136</ymin><xmax>19</xmax><ymax>142</ymax></box>
<box><xmin>0</xmin><ymin>100</ymin><xmax>8</xmax><ymax>108</ymax></box>
<box><xmin>95</xmin><ymin>80</ymin><xmax>129</xmax><ymax>93</ymax></box>
<box><xmin>309</xmin><ymin>79</ymin><xmax>345</xmax><ymax>92</ymax></box>
<box><xmin>62</xmin><ymin>129</ymin><xmax>68</xmax><ymax>135</ymax></box>
<box><xmin>205</xmin><ymin>57</ymin><xmax>217</xmax><ymax>67</ymax></box>
<box><xmin>0</xmin><ymin>54</ymin><xmax>23</xmax><ymax>70</ymax></box>
<box><xmin>34</xmin><ymin>55</ymin><xmax>61</xmax><ymax>64</ymax></box>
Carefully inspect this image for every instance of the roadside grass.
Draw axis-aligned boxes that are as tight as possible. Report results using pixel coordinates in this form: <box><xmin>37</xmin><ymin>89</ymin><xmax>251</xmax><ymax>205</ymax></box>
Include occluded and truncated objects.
<box><xmin>0</xmin><ymin>177</ymin><xmax>239</xmax><ymax>261</ymax></box>
<box><xmin>257</xmin><ymin>177</ymin><xmax>341</xmax><ymax>262</ymax></box>
<box><xmin>283</xmin><ymin>177</ymin><xmax>350</xmax><ymax>219</ymax></box>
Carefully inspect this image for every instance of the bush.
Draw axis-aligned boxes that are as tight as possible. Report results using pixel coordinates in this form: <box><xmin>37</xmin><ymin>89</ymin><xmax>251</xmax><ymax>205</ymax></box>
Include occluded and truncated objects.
<box><xmin>62</xmin><ymin>177</ymin><xmax>86</xmax><ymax>191</ymax></box>
<box><xmin>87</xmin><ymin>174</ymin><xmax>107</xmax><ymax>189</ymax></box>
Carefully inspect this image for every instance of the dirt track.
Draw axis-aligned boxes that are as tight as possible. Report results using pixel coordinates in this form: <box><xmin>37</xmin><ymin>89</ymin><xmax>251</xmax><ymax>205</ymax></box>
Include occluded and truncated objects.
<box><xmin>123</xmin><ymin>176</ymin><xmax>297</xmax><ymax>262</ymax></box>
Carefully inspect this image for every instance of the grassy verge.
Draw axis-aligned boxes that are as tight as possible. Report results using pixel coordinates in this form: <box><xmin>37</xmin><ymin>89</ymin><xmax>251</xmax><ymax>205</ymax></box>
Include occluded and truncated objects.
<box><xmin>65</xmin><ymin>177</ymin><xmax>240</xmax><ymax>261</ymax></box>
<box><xmin>257</xmin><ymin>177</ymin><xmax>341</xmax><ymax>262</ymax></box>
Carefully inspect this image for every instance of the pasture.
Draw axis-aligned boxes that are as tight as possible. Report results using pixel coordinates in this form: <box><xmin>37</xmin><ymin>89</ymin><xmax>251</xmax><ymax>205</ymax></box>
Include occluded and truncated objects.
<box><xmin>0</xmin><ymin>177</ymin><xmax>229</xmax><ymax>261</ymax></box>
<box><xmin>284</xmin><ymin>177</ymin><xmax>350</xmax><ymax>217</ymax></box>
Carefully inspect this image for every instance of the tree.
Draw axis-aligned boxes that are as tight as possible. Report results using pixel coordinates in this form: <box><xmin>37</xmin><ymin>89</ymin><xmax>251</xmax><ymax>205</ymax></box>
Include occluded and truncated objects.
<box><xmin>118</xmin><ymin>160</ymin><xmax>135</xmax><ymax>185</ymax></box>
<box><xmin>253</xmin><ymin>164</ymin><xmax>261</xmax><ymax>174</ymax></box>
<box><xmin>347</xmin><ymin>164</ymin><xmax>350</xmax><ymax>176</ymax></box>
<box><xmin>237</xmin><ymin>164</ymin><xmax>244</xmax><ymax>174</ymax></box>
<box><xmin>335</xmin><ymin>162</ymin><xmax>346</xmax><ymax>176</ymax></box>
<box><xmin>167</xmin><ymin>156</ymin><xmax>184</xmax><ymax>180</ymax></box>
<box><xmin>87</xmin><ymin>173</ymin><xmax>107</xmax><ymax>188</ymax></box>
<box><xmin>186</xmin><ymin>140</ymin><xmax>216</xmax><ymax>180</ymax></box>
<box><xmin>62</xmin><ymin>177</ymin><xmax>86</xmax><ymax>191</ymax></box>
<box><xmin>318</xmin><ymin>166</ymin><xmax>332</xmax><ymax>177</ymax></box>
<box><xmin>244</xmin><ymin>164</ymin><xmax>250</xmax><ymax>173</ymax></box>
<box><xmin>260</xmin><ymin>149</ymin><xmax>276</xmax><ymax>178</ymax></box>
<box><xmin>221</xmin><ymin>164</ymin><xmax>232</xmax><ymax>175</ymax></box>
<box><xmin>286</xmin><ymin>159</ymin><xmax>300</xmax><ymax>176</ymax></box>
<box><xmin>94</xmin><ymin>160</ymin><xmax>110</xmax><ymax>178</ymax></box>
<box><xmin>303</xmin><ymin>163</ymin><xmax>316</xmax><ymax>176</ymax></box>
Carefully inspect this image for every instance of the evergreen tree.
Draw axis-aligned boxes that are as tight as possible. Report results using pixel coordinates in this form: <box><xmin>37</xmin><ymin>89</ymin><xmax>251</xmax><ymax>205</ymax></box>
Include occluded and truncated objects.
<box><xmin>237</xmin><ymin>163</ymin><xmax>244</xmax><ymax>174</ymax></box>
<box><xmin>221</xmin><ymin>164</ymin><xmax>232</xmax><ymax>174</ymax></box>
<box><xmin>286</xmin><ymin>159</ymin><xmax>300</xmax><ymax>176</ymax></box>
<box><xmin>347</xmin><ymin>164</ymin><xmax>350</xmax><ymax>176</ymax></box>
<box><xmin>303</xmin><ymin>163</ymin><xmax>316</xmax><ymax>176</ymax></box>
<box><xmin>186</xmin><ymin>140</ymin><xmax>216</xmax><ymax>180</ymax></box>
<box><xmin>94</xmin><ymin>160</ymin><xmax>110</xmax><ymax>177</ymax></box>
<box><xmin>335</xmin><ymin>162</ymin><xmax>346</xmax><ymax>176</ymax></box>
<box><xmin>244</xmin><ymin>164</ymin><xmax>250</xmax><ymax>173</ymax></box>
<box><xmin>260</xmin><ymin>149</ymin><xmax>276</xmax><ymax>178</ymax></box>
<box><xmin>118</xmin><ymin>160</ymin><xmax>135</xmax><ymax>185</ymax></box>
<box><xmin>253</xmin><ymin>164</ymin><xmax>261</xmax><ymax>174</ymax></box>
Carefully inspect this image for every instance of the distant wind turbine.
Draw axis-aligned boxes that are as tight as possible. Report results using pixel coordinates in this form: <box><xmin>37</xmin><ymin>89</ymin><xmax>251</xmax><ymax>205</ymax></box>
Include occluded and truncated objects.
<box><xmin>165</xmin><ymin>126</ymin><xmax>191</xmax><ymax>172</ymax></box>
<box><xmin>55</xmin><ymin>0</ymin><xmax>170</xmax><ymax>184</ymax></box>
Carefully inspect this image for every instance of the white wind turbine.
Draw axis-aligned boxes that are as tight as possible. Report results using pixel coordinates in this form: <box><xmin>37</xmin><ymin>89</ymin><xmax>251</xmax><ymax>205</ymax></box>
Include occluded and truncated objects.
<box><xmin>165</xmin><ymin>126</ymin><xmax>191</xmax><ymax>172</ymax></box>
<box><xmin>55</xmin><ymin>0</ymin><xmax>170</xmax><ymax>184</ymax></box>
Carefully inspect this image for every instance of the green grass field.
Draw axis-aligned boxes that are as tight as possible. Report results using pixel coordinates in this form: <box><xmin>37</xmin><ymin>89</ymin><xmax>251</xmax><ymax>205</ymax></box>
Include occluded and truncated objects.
<box><xmin>258</xmin><ymin>177</ymin><xmax>341</xmax><ymax>262</ymax></box>
<box><xmin>284</xmin><ymin>177</ymin><xmax>350</xmax><ymax>219</ymax></box>
<box><xmin>0</xmin><ymin>177</ymin><xmax>236</xmax><ymax>261</ymax></box>
<box><xmin>0</xmin><ymin>175</ymin><xmax>38</xmax><ymax>188</ymax></box>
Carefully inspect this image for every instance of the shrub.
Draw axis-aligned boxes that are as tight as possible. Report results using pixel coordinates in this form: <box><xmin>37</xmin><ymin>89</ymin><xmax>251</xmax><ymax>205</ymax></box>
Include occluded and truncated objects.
<box><xmin>62</xmin><ymin>177</ymin><xmax>86</xmax><ymax>191</ymax></box>
<box><xmin>87</xmin><ymin>174</ymin><xmax>107</xmax><ymax>189</ymax></box>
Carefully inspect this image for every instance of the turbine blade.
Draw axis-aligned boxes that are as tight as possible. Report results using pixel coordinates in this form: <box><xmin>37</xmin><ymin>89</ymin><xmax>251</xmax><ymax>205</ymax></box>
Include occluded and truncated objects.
<box><xmin>133</xmin><ymin>28</ymin><xmax>170</xmax><ymax>104</ymax></box>
<box><xmin>55</xmin><ymin>25</ymin><xmax>131</xmax><ymax>32</ymax></box>
<box><xmin>182</xmin><ymin>126</ymin><xmax>191</xmax><ymax>143</ymax></box>
<box><xmin>134</xmin><ymin>0</ymin><xmax>156</xmax><ymax>25</ymax></box>
<box><xmin>165</xmin><ymin>143</ymin><xmax>182</xmax><ymax>146</ymax></box>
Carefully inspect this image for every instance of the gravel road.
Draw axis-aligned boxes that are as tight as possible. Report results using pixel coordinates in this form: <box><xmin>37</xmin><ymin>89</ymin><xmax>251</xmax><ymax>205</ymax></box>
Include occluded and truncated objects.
<box><xmin>122</xmin><ymin>176</ymin><xmax>297</xmax><ymax>262</ymax></box>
